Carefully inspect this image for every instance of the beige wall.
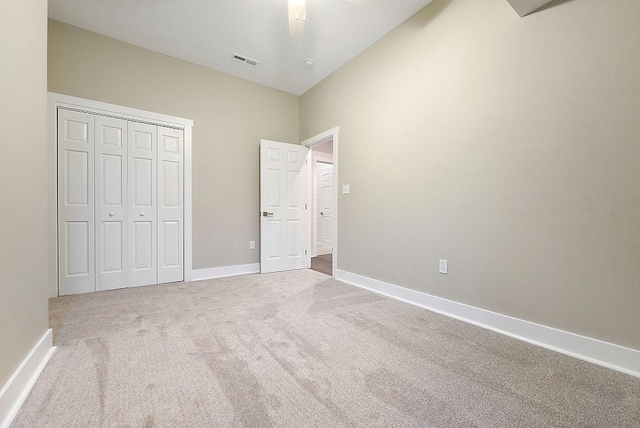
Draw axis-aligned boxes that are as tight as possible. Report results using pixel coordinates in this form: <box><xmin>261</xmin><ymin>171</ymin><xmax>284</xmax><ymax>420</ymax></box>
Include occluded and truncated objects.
<box><xmin>48</xmin><ymin>20</ymin><xmax>299</xmax><ymax>270</ymax></box>
<box><xmin>0</xmin><ymin>0</ymin><xmax>50</xmax><ymax>386</ymax></box>
<box><xmin>300</xmin><ymin>0</ymin><xmax>640</xmax><ymax>350</ymax></box>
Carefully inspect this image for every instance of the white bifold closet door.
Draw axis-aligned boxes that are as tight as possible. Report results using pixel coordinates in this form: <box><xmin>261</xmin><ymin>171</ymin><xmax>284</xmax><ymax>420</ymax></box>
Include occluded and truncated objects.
<box><xmin>128</xmin><ymin>122</ymin><xmax>158</xmax><ymax>287</ymax></box>
<box><xmin>158</xmin><ymin>127</ymin><xmax>184</xmax><ymax>283</ymax></box>
<box><xmin>58</xmin><ymin>110</ymin><xmax>96</xmax><ymax>295</ymax></box>
<box><xmin>58</xmin><ymin>109</ymin><xmax>183</xmax><ymax>295</ymax></box>
<box><xmin>95</xmin><ymin>116</ymin><xmax>128</xmax><ymax>291</ymax></box>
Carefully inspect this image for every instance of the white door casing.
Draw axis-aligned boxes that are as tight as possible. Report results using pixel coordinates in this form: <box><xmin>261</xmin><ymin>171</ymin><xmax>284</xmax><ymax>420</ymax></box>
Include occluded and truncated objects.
<box><xmin>260</xmin><ymin>140</ymin><xmax>310</xmax><ymax>273</ymax></box>
<box><xmin>57</xmin><ymin>110</ymin><xmax>95</xmax><ymax>295</ymax></box>
<box><xmin>128</xmin><ymin>122</ymin><xmax>158</xmax><ymax>287</ymax></box>
<box><xmin>158</xmin><ymin>126</ymin><xmax>184</xmax><ymax>283</ymax></box>
<box><xmin>316</xmin><ymin>163</ymin><xmax>333</xmax><ymax>255</ymax></box>
<box><xmin>95</xmin><ymin>116</ymin><xmax>128</xmax><ymax>291</ymax></box>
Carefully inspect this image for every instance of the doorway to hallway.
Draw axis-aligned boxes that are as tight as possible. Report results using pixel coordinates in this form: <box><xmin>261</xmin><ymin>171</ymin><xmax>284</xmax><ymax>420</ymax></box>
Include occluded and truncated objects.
<box><xmin>302</xmin><ymin>127</ymin><xmax>338</xmax><ymax>277</ymax></box>
<box><xmin>308</xmin><ymin>139</ymin><xmax>333</xmax><ymax>276</ymax></box>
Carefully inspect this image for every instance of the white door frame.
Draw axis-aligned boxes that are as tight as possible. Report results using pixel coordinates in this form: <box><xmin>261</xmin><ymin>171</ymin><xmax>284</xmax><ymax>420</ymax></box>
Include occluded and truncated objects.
<box><xmin>301</xmin><ymin>127</ymin><xmax>339</xmax><ymax>278</ymax></box>
<box><xmin>48</xmin><ymin>92</ymin><xmax>194</xmax><ymax>297</ymax></box>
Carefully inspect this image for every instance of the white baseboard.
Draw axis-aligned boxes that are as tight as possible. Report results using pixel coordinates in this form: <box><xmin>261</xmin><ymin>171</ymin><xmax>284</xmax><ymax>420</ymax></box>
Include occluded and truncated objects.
<box><xmin>0</xmin><ymin>329</ymin><xmax>56</xmax><ymax>428</ymax></box>
<box><xmin>192</xmin><ymin>263</ymin><xmax>261</xmax><ymax>281</ymax></box>
<box><xmin>336</xmin><ymin>269</ymin><xmax>640</xmax><ymax>378</ymax></box>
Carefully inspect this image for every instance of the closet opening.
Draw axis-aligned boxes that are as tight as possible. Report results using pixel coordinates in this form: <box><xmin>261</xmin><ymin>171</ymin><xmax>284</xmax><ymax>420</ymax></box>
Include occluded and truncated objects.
<box><xmin>49</xmin><ymin>93</ymin><xmax>194</xmax><ymax>296</ymax></box>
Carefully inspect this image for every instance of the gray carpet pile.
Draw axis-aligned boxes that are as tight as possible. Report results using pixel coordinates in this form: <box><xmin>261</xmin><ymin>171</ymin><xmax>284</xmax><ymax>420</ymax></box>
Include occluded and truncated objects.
<box><xmin>12</xmin><ymin>269</ymin><xmax>640</xmax><ymax>427</ymax></box>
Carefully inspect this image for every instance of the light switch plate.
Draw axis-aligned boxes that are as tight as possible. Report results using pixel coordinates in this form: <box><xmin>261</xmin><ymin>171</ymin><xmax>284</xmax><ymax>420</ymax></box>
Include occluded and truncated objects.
<box><xmin>249</xmin><ymin>241</ymin><xmax>255</xmax><ymax>249</ymax></box>
<box><xmin>342</xmin><ymin>184</ymin><xmax>350</xmax><ymax>195</ymax></box>
<box><xmin>439</xmin><ymin>259</ymin><xmax>448</xmax><ymax>274</ymax></box>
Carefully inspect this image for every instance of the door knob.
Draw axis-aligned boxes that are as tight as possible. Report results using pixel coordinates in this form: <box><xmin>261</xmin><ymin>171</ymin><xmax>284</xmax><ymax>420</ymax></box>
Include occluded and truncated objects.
<box><xmin>108</xmin><ymin>212</ymin><xmax>114</xmax><ymax>217</ymax></box>
<box><xmin>140</xmin><ymin>212</ymin><xmax>145</xmax><ymax>217</ymax></box>
<box><xmin>320</xmin><ymin>212</ymin><xmax>324</xmax><ymax>216</ymax></box>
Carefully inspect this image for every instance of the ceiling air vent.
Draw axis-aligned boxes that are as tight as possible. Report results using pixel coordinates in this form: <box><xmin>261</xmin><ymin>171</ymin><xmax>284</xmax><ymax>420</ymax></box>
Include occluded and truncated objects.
<box><xmin>231</xmin><ymin>53</ymin><xmax>259</xmax><ymax>67</ymax></box>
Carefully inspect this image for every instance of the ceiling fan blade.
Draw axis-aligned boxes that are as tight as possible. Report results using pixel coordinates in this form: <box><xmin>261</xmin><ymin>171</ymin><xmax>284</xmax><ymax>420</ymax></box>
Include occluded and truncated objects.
<box><xmin>345</xmin><ymin>0</ymin><xmax>375</xmax><ymax>6</ymax></box>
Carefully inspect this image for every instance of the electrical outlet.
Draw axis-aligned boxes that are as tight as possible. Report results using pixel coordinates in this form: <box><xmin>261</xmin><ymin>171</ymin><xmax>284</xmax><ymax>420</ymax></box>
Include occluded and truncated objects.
<box><xmin>439</xmin><ymin>259</ymin><xmax>448</xmax><ymax>275</ymax></box>
<box><xmin>249</xmin><ymin>241</ymin><xmax>255</xmax><ymax>249</ymax></box>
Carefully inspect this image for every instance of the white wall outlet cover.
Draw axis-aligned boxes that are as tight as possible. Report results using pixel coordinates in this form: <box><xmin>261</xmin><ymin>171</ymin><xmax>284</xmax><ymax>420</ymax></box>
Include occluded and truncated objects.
<box><xmin>249</xmin><ymin>241</ymin><xmax>255</xmax><ymax>249</ymax></box>
<box><xmin>342</xmin><ymin>184</ymin><xmax>350</xmax><ymax>195</ymax></box>
<box><xmin>439</xmin><ymin>259</ymin><xmax>448</xmax><ymax>274</ymax></box>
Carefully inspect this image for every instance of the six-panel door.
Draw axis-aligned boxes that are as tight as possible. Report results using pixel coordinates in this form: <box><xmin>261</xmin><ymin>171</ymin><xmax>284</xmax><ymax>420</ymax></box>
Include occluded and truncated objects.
<box><xmin>260</xmin><ymin>140</ymin><xmax>310</xmax><ymax>274</ymax></box>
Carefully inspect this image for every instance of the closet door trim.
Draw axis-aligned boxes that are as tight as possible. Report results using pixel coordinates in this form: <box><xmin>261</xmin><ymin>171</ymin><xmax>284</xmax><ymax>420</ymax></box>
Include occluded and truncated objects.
<box><xmin>48</xmin><ymin>92</ymin><xmax>194</xmax><ymax>297</ymax></box>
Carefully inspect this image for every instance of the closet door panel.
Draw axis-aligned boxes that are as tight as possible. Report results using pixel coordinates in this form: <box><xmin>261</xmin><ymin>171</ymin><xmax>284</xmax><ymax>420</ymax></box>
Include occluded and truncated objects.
<box><xmin>158</xmin><ymin>127</ymin><xmax>184</xmax><ymax>283</ymax></box>
<box><xmin>65</xmin><ymin>221</ymin><xmax>90</xmax><ymax>276</ymax></box>
<box><xmin>162</xmin><ymin>220</ymin><xmax>180</xmax><ymax>267</ymax></box>
<box><xmin>128</xmin><ymin>122</ymin><xmax>158</xmax><ymax>287</ymax></box>
<box><xmin>133</xmin><ymin>221</ymin><xmax>153</xmax><ymax>269</ymax></box>
<box><xmin>58</xmin><ymin>110</ymin><xmax>95</xmax><ymax>295</ymax></box>
<box><xmin>95</xmin><ymin>116</ymin><xmax>128</xmax><ymax>291</ymax></box>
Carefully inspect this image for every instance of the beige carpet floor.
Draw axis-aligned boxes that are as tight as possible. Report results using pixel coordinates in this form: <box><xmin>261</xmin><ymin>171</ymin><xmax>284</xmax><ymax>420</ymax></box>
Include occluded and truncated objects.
<box><xmin>12</xmin><ymin>269</ymin><xmax>640</xmax><ymax>427</ymax></box>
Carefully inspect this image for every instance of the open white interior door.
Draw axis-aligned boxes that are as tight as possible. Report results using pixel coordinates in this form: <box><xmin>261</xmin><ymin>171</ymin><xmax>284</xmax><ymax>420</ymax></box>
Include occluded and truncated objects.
<box><xmin>316</xmin><ymin>163</ymin><xmax>333</xmax><ymax>256</ymax></box>
<box><xmin>260</xmin><ymin>140</ymin><xmax>310</xmax><ymax>273</ymax></box>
